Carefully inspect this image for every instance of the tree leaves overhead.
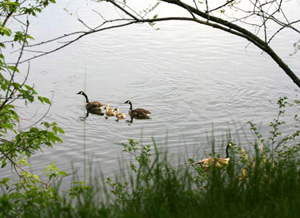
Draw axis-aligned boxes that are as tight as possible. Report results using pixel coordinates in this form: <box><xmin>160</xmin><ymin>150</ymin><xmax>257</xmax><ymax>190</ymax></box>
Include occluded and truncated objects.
<box><xmin>0</xmin><ymin>0</ymin><xmax>64</xmax><ymax>193</ymax></box>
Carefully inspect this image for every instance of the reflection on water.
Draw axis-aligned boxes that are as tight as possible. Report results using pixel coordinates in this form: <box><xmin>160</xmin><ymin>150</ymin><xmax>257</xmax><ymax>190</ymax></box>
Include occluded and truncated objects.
<box><xmin>78</xmin><ymin>94</ymin><xmax>152</xmax><ymax>123</ymax></box>
<box><xmin>80</xmin><ymin>110</ymin><xmax>151</xmax><ymax>125</ymax></box>
<box><xmin>80</xmin><ymin>111</ymin><xmax>103</xmax><ymax>121</ymax></box>
<box><xmin>79</xmin><ymin>103</ymin><xmax>152</xmax><ymax>124</ymax></box>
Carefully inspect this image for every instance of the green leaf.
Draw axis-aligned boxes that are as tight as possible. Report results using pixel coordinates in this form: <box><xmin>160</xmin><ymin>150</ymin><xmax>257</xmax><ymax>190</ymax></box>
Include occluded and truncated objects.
<box><xmin>32</xmin><ymin>174</ymin><xmax>41</xmax><ymax>182</ymax></box>
<box><xmin>43</xmin><ymin>122</ymin><xmax>50</xmax><ymax>128</ymax></box>
<box><xmin>38</xmin><ymin>96</ymin><xmax>51</xmax><ymax>104</ymax></box>
<box><xmin>38</xmin><ymin>96</ymin><xmax>44</xmax><ymax>103</ymax></box>
<box><xmin>43</xmin><ymin>97</ymin><xmax>51</xmax><ymax>104</ymax></box>
<box><xmin>7</xmin><ymin>65</ymin><xmax>19</xmax><ymax>72</ymax></box>
<box><xmin>0</xmin><ymin>122</ymin><xmax>14</xmax><ymax>130</ymax></box>
<box><xmin>1</xmin><ymin>159</ymin><xmax>7</xmax><ymax>168</ymax></box>
<box><xmin>57</xmin><ymin>127</ymin><xmax>65</xmax><ymax>134</ymax></box>
<box><xmin>0</xmin><ymin>26</ymin><xmax>12</xmax><ymax>37</ymax></box>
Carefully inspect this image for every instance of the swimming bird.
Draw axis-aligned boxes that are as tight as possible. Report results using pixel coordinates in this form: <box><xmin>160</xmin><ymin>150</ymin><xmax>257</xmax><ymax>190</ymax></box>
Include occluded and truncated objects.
<box><xmin>197</xmin><ymin>142</ymin><xmax>233</xmax><ymax>168</ymax></box>
<box><xmin>105</xmin><ymin>103</ymin><xmax>115</xmax><ymax>116</ymax></box>
<box><xmin>77</xmin><ymin>91</ymin><xmax>103</xmax><ymax>110</ymax></box>
<box><xmin>104</xmin><ymin>103</ymin><xmax>114</xmax><ymax>112</ymax></box>
<box><xmin>114</xmin><ymin>107</ymin><xmax>126</xmax><ymax>120</ymax></box>
<box><xmin>124</xmin><ymin>100</ymin><xmax>151</xmax><ymax>119</ymax></box>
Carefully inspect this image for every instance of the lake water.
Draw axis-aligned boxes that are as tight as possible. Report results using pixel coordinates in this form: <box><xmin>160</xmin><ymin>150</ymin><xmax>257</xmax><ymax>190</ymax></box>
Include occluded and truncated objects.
<box><xmin>4</xmin><ymin>0</ymin><xmax>300</xmax><ymax>182</ymax></box>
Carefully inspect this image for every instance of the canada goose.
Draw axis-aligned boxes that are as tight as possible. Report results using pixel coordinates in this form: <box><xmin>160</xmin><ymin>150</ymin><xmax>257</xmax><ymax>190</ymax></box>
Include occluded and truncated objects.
<box><xmin>114</xmin><ymin>107</ymin><xmax>126</xmax><ymax>120</ymax></box>
<box><xmin>105</xmin><ymin>104</ymin><xmax>115</xmax><ymax>116</ymax></box>
<box><xmin>86</xmin><ymin>109</ymin><xmax>104</xmax><ymax>116</ymax></box>
<box><xmin>124</xmin><ymin>100</ymin><xmax>151</xmax><ymax>119</ymax></box>
<box><xmin>77</xmin><ymin>91</ymin><xmax>103</xmax><ymax>110</ymax></box>
<box><xmin>197</xmin><ymin>142</ymin><xmax>233</xmax><ymax>168</ymax></box>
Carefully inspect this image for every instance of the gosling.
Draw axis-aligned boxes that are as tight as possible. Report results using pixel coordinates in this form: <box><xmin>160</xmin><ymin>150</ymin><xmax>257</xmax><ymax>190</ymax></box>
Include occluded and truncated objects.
<box><xmin>114</xmin><ymin>107</ymin><xmax>126</xmax><ymax>120</ymax></box>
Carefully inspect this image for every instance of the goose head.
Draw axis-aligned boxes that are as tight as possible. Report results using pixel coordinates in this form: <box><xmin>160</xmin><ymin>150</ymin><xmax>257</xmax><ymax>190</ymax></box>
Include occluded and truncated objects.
<box><xmin>104</xmin><ymin>103</ymin><xmax>111</xmax><ymax>110</ymax></box>
<box><xmin>77</xmin><ymin>91</ymin><xmax>85</xmax><ymax>95</ymax></box>
<box><xmin>225</xmin><ymin>142</ymin><xmax>234</xmax><ymax>158</ymax></box>
<box><xmin>114</xmin><ymin>107</ymin><xmax>120</xmax><ymax>113</ymax></box>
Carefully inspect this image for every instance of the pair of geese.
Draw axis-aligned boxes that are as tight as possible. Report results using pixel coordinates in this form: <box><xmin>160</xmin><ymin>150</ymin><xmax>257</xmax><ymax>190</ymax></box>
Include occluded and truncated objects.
<box><xmin>77</xmin><ymin>91</ymin><xmax>151</xmax><ymax>120</ymax></box>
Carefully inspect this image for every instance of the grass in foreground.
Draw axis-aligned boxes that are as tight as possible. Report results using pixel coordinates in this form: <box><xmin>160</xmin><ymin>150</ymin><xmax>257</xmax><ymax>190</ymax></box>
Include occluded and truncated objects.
<box><xmin>1</xmin><ymin>138</ymin><xmax>300</xmax><ymax>218</ymax></box>
<box><xmin>2</xmin><ymin>97</ymin><xmax>300</xmax><ymax>218</ymax></box>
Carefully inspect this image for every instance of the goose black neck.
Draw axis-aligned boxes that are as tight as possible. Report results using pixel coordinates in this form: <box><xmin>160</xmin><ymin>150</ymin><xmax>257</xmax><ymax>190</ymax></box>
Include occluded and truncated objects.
<box><xmin>82</xmin><ymin>92</ymin><xmax>89</xmax><ymax>103</ymax></box>
<box><xmin>128</xmin><ymin>101</ymin><xmax>133</xmax><ymax>111</ymax></box>
<box><xmin>225</xmin><ymin>143</ymin><xmax>230</xmax><ymax>158</ymax></box>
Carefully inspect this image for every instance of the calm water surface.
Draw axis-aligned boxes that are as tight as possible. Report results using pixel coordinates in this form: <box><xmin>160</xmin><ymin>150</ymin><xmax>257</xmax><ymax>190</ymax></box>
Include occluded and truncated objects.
<box><xmin>5</xmin><ymin>0</ymin><xmax>300</xmax><ymax>181</ymax></box>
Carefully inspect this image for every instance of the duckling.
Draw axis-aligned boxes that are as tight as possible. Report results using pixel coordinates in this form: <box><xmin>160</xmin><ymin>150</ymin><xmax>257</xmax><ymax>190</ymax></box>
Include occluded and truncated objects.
<box><xmin>105</xmin><ymin>103</ymin><xmax>115</xmax><ymax>116</ymax></box>
<box><xmin>104</xmin><ymin>103</ymin><xmax>114</xmax><ymax>112</ymax></box>
<box><xmin>114</xmin><ymin>107</ymin><xmax>126</xmax><ymax>120</ymax></box>
<box><xmin>77</xmin><ymin>91</ymin><xmax>103</xmax><ymax>110</ymax></box>
<box><xmin>124</xmin><ymin>100</ymin><xmax>151</xmax><ymax>119</ymax></box>
<box><xmin>197</xmin><ymin>142</ymin><xmax>233</xmax><ymax>168</ymax></box>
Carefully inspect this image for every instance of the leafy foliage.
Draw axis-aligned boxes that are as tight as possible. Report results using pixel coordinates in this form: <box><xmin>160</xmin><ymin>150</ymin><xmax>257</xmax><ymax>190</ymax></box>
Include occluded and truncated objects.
<box><xmin>0</xmin><ymin>0</ymin><xmax>67</xmax><ymax>212</ymax></box>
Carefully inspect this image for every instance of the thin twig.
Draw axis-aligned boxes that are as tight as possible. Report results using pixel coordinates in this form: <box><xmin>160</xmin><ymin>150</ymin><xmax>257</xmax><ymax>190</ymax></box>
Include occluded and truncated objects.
<box><xmin>18</xmin><ymin>92</ymin><xmax>54</xmax><ymax>130</ymax></box>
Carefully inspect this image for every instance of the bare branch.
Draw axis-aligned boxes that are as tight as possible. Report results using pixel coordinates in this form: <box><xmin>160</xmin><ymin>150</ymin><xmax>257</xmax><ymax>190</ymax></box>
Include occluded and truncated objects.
<box><xmin>108</xmin><ymin>0</ymin><xmax>140</xmax><ymax>20</ymax></box>
<box><xmin>192</xmin><ymin>0</ymin><xmax>199</xmax><ymax>10</ymax></box>
<box><xmin>207</xmin><ymin>0</ymin><xmax>235</xmax><ymax>13</ymax></box>
<box><xmin>4</xmin><ymin>18</ymin><xmax>30</xmax><ymax>105</ymax></box>
<box><xmin>20</xmin><ymin>20</ymin><xmax>138</xmax><ymax>63</ymax></box>
<box><xmin>25</xmin><ymin>31</ymin><xmax>87</xmax><ymax>48</ymax></box>
<box><xmin>77</xmin><ymin>18</ymin><xmax>94</xmax><ymax>30</ymax></box>
<box><xmin>18</xmin><ymin>92</ymin><xmax>54</xmax><ymax>130</ymax></box>
<box><xmin>92</xmin><ymin>9</ymin><xmax>107</xmax><ymax>21</ymax></box>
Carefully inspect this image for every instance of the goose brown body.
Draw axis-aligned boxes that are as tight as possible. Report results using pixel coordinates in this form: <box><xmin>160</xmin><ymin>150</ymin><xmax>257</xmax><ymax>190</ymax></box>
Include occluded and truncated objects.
<box><xmin>124</xmin><ymin>100</ymin><xmax>151</xmax><ymax>119</ymax></box>
<box><xmin>197</xmin><ymin>157</ymin><xmax>230</xmax><ymax>168</ymax></box>
<box><xmin>114</xmin><ymin>108</ymin><xmax>126</xmax><ymax>120</ymax></box>
<box><xmin>86</xmin><ymin>101</ymin><xmax>103</xmax><ymax>109</ymax></box>
<box><xmin>197</xmin><ymin>142</ymin><xmax>233</xmax><ymax>168</ymax></box>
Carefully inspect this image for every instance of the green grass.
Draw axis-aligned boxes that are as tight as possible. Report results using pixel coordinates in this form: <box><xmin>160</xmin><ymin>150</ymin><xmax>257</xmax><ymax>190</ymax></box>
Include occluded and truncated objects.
<box><xmin>2</xmin><ymin>97</ymin><xmax>300</xmax><ymax>217</ymax></box>
<box><xmin>2</xmin><ymin>139</ymin><xmax>300</xmax><ymax>218</ymax></box>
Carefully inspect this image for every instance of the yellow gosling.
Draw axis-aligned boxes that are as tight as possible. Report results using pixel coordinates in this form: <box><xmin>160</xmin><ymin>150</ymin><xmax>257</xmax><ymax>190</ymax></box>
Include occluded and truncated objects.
<box><xmin>114</xmin><ymin>107</ymin><xmax>126</xmax><ymax>120</ymax></box>
<box><xmin>105</xmin><ymin>104</ymin><xmax>115</xmax><ymax>116</ymax></box>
